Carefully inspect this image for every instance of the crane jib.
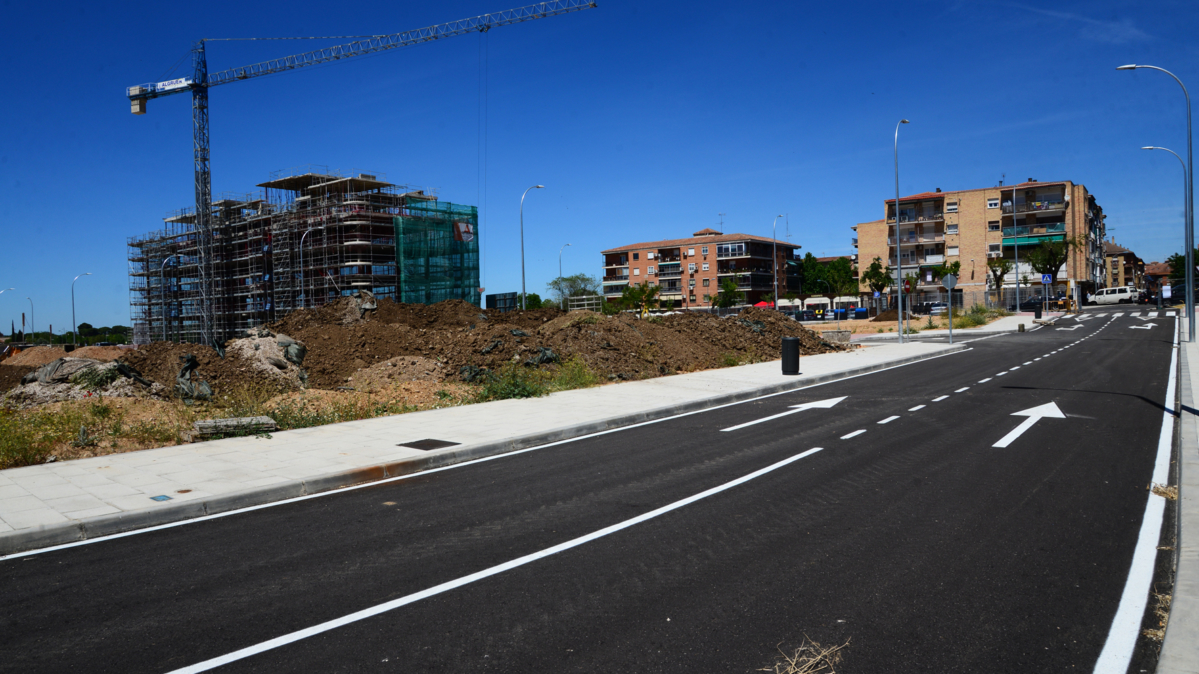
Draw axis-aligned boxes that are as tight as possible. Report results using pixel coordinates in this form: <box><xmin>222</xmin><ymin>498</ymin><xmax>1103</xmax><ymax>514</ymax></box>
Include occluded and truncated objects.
<box><xmin>125</xmin><ymin>0</ymin><xmax>596</xmax><ymax>102</ymax></box>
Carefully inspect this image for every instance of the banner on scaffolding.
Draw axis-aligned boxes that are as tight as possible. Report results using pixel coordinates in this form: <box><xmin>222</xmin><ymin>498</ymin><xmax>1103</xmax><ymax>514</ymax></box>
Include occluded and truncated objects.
<box><xmin>453</xmin><ymin>221</ymin><xmax>475</xmax><ymax>243</ymax></box>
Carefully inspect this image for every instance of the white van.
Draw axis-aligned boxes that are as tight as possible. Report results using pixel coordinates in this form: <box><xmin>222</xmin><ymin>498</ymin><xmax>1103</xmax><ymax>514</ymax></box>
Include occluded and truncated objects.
<box><xmin>1094</xmin><ymin>286</ymin><xmax>1136</xmax><ymax>305</ymax></box>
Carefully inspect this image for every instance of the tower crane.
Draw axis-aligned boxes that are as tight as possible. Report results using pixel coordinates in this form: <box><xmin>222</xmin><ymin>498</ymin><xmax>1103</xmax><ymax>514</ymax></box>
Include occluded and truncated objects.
<box><xmin>126</xmin><ymin>0</ymin><xmax>597</xmax><ymax>344</ymax></box>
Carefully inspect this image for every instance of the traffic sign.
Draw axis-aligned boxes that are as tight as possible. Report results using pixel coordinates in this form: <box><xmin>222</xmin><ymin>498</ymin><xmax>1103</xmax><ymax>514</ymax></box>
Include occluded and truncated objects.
<box><xmin>941</xmin><ymin>274</ymin><xmax>957</xmax><ymax>290</ymax></box>
<box><xmin>903</xmin><ymin>279</ymin><xmax>912</xmax><ymax>292</ymax></box>
<box><xmin>1041</xmin><ymin>274</ymin><xmax>1053</xmax><ymax>285</ymax></box>
<box><xmin>873</xmin><ymin>291</ymin><xmax>880</xmax><ymax>298</ymax></box>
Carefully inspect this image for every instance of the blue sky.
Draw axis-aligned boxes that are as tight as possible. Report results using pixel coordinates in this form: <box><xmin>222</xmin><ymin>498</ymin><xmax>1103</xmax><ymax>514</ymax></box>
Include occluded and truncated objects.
<box><xmin>1</xmin><ymin>0</ymin><xmax>1197</xmax><ymax>331</ymax></box>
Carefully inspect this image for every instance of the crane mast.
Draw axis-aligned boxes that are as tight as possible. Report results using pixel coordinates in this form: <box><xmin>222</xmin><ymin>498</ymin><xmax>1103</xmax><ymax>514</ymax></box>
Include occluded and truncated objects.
<box><xmin>128</xmin><ymin>0</ymin><xmax>596</xmax><ymax>345</ymax></box>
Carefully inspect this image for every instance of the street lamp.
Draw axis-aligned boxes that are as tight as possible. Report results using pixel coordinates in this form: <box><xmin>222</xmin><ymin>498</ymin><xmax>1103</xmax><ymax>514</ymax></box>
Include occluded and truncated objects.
<box><xmin>26</xmin><ymin>298</ymin><xmax>34</xmax><ymax>345</ymax></box>
<box><xmin>1120</xmin><ymin>64</ymin><xmax>1194</xmax><ymax>341</ymax></box>
<box><xmin>0</xmin><ymin>288</ymin><xmax>14</xmax><ymax>342</ymax></box>
<box><xmin>772</xmin><ymin>214</ymin><xmax>784</xmax><ymax>309</ymax></box>
<box><xmin>1143</xmin><ymin>145</ymin><xmax>1188</xmax><ymax>308</ymax></box>
<box><xmin>520</xmin><ymin>185</ymin><xmax>545</xmax><ymax>310</ymax></box>
<box><xmin>894</xmin><ymin>119</ymin><xmax>910</xmax><ymax>342</ymax></box>
<box><xmin>71</xmin><ymin>273</ymin><xmax>92</xmax><ymax>346</ymax></box>
<box><xmin>160</xmin><ymin>255</ymin><xmax>179</xmax><ymax>342</ymax></box>
<box><xmin>559</xmin><ymin>243</ymin><xmax>571</xmax><ymax>280</ymax></box>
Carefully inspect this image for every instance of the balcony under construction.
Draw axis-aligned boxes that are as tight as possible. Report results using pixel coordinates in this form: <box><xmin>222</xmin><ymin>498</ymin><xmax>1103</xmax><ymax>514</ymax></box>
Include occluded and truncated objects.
<box><xmin>128</xmin><ymin>167</ymin><xmax>479</xmax><ymax>345</ymax></box>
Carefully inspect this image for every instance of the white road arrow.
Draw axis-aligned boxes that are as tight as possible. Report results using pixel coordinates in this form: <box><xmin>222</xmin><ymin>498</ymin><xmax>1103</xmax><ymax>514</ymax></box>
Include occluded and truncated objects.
<box><xmin>721</xmin><ymin>396</ymin><xmax>847</xmax><ymax>432</ymax></box>
<box><xmin>1057</xmin><ymin>325</ymin><xmax>1082</xmax><ymax>331</ymax></box>
<box><xmin>992</xmin><ymin>402</ymin><xmax>1066</xmax><ymax>448</ymax></box>
<box><xmin>1130</xmin><ymin>324</ymin><xmax>1157</xmax><ymax>330</ymax></box>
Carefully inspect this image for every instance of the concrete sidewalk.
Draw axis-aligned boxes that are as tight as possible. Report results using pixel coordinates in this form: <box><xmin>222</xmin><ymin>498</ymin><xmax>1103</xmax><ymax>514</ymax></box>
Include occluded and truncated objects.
<box><xmin>0</xmin><ymin>340</ymin><xmax>966</xmax><ymax>556</ymax></box>
<box><xmin>1159</xmin><ymin>329</ymin><xmax>1199</xmax><ymax>671</ymax></box>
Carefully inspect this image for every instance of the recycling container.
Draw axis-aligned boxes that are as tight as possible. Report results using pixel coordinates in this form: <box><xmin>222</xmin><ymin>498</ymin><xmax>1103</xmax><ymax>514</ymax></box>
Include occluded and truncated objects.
<box><xmin>781</xmin><ymin>336</ymin><xmax>800</xmax><ymax>375</ymax></box>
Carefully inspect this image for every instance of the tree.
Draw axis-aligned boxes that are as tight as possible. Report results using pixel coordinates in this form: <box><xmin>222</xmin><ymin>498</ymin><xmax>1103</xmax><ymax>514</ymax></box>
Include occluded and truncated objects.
<box><xmin>1024</xmin><ymin>236</ymin><xmax>1084</xmax><ymax>296</ymax></box>
<box><xmin>860</xmin><ymin>257</ymin><xmax>894</xmax><ymax>294</ymax></box>
<box><xmin>800</xmin><ymin>252</ymin><xmax>827</xmax><ymax>294</ymax></box>
<box><xmin>547</xmin><ymin>273</ymin><xmax>601</xmax><ymax>308</ymax></box>
<box><xmin>987</xmin><ymin>257</ymin><xmax>1013</xmax><ymax>291</ymax></box>
<box><xmin>619</xmin><ymin>281</ymin><xmax>661</xmax><ymax>319</ymax></box>
<box><xmin>518</xmin><ymin>292</ymin><xmax>543</xmax><ymax>310</ymax></box>
<box><xmin>930</xmin><ymin>260</ymin><xmax>961</xmax><ymax>281</ymax></box>
<box><xmin>1166</xmin><ymin>247</ymin><xmax>1199</xmax><ymax>281</ymax></box>
<box><xmin>825</xmin><ymin>257</ymin><xmax>857</xmax><ymax>297</ymax></box>
<box><xmin>713</xmin><ymin>277</ymin><xmax>745</xmax><ymax>309</ymax></box>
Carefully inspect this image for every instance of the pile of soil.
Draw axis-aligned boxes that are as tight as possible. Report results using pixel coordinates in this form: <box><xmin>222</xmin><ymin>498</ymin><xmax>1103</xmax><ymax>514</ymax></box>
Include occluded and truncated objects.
<box><xmin>268</xmin><ymin>299</ymin><xmax>844</xmax><ymax>389</ymax></box>
<box><xmin>0</xmin><ymin>364</ymin><xmax>34</xmax><ymax>392</ymax></box>
<box><xmin>119</xmin><ymin>342</ymin><xmax>287</xmax><ymax>394</ymax></box>
<box><xmin>872</xmin><ymin>309</ymin><xmax>900</xmax><ymax>323</ymax></box>
<box><xmin>347</xmin><ymin>356</ymin><xmax>447</xmax><ymax>391</ymax></box>
<box><xmin>4</xmin><ymin>345</ymin><xmax>128</xmax><ymax>367</ymax></box>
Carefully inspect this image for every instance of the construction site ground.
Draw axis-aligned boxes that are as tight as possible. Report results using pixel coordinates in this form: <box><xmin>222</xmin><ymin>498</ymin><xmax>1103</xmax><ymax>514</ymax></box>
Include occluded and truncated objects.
<box><xmin>0</xmin><ymin>301</ymin><xmax>847</xmax><ymax>467</ymax></box>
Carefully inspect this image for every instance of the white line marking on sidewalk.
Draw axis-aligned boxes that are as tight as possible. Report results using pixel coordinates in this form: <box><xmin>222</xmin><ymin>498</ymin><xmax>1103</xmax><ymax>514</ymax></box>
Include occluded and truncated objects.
<box><xmin>840</xmin><ymin>430</ymin><xmax>866</xmax><ymax>439</ymax></box>
<box><xmin>932</xmin><ymin>395</ymin><xmax>949</xmax><ymax>402</ymax></box>
<box><xmin>909</xmin><ymin>405</ymin><xmax>926</xmax><ymax>411</ymax></box>
<box><xmin>877</xmin><ymin>416</ymin><xmax>899</xmax><ymax>424</ymax></box>
<box><xmin>162</xmin><ymin>448</ymin><xmax>828</xmax><ymax>674</ymax></box>
<box><xmin>1093</xmin><ymin>317</ymin><xmax>1178</xmax><ymax>673</ymax></box>
<box><xmin>0</xmin><ymin>347</ymin><xmax>978</xmax><ymax>561</ymax></box>
<box><xmin>978</xmin><ymin>378</ymin><xmax>992</xmax><ymax>383</ymax></box>
<box><xmin>955</xmin><ymin>387</ymin><xmax>969</xmax><ymax>393</ymax></box>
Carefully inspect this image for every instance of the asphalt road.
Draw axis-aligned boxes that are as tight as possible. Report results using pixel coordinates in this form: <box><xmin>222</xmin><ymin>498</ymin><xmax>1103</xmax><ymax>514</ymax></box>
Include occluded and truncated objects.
<box><xmin>0</xmin><ymin>307</ymin><xmax>1177</xmax><ymax>673</ymax></box>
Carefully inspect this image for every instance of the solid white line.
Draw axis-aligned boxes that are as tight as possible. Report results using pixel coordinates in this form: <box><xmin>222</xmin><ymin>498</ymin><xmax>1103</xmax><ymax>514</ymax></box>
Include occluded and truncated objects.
<box><xmin>932</xmin><ymin>395</ymin><xmax>950</xmax><ymax>402</ymax></box>
<box><xmin>2</xmin><ymin>348</ymin><xmax>977</xmax><ymax>561</ymax></box>
<box><xmin>163</xmin><ymin>447</ymin><xmax>827</xmax><ymax>674</ymax></box>
<box><xmin>840</xmin><ymin>430</ymin><xmax>866</xmax><ymax>439</ymax></box>
<box><xmin>955</xmin><ymin>387</ymin><xmax>969</xmax><ymax>393</ymax></box>
<box><xmin>909</xmin><ymin>405</ymin><xmax>926</xmax><ymax>411</ymax></box>
<box><xmin>978</xmin><ymin>378</ymin><xmax>992</xmax><ymax>383</ymax></box>
<box><xmin>720</xmin><ymin>408</ymin><xmax>808</xmax><ymax>432</ymax></box>
<box><xmin>1093</xmin><ymin>317</ymin><xmax>1178</xmax><ymax>673</ymax></box>
<box><xmin>877</xmin><ymin>416</ymin><xmax>899</xmax><ymax>424</ymax></box>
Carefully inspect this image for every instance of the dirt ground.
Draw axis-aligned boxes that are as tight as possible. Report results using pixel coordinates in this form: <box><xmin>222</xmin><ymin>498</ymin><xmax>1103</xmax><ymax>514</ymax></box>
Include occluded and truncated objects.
<box><xmin>4</xmin><ymin>345</ymin><xmax>129</xmax><ymax>367</ymax></box>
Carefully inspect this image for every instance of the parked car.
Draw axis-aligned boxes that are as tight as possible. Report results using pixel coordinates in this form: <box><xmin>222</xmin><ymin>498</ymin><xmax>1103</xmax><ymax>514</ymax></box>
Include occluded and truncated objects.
<box><xmin>928</xmin><ymin>302</ymin><xmax>949</xmax><ymax>316</ymax></box>
<box><xmin>1016</xmin><ymin>296</ymin><xmax>1046</xmax><ymax>312</ymax></box>
<box><xmin>797</xmin><ymin>309</ymin><xmax>816</xmax><ymax>321</ymax></box>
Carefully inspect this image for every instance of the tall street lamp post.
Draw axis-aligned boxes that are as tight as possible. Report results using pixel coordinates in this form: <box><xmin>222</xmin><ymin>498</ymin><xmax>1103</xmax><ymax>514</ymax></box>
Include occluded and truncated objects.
<box><xmin>1119</xmin><ymin>64</ymin><xmax>1194</xmax><ymax>341</ymax></box>
<box><xmin>71</xmin><ymin>273</ymin><xmax>92</xmax><ymax>346</ymax></box>
<box><xmin>1143</xmin><ymin>145</ymin><xmax>1188</xmax><ymax>307</ymax></box>
<box><xmin>520</xmin><ymin>185</ymin><xmax>545</xmax><ymax>310</ymax></box>
<box><xmin>559</xmin><ymin>243</ymin><xmax>571</xmax><ymax>280</ymax></box>
<box><xmin>771</xmin><ymin>215</ymin><xmax>784</xmax><ymax>308</ymax></box>
<box><xmin>894</xmin><ymin>119</ymin><xmax>910</xmax><ymax>343</ymax></box>
<box><xmin>0</xmin><ymin>288</ymin><xmax>14</xmax><ymax>341</ymax></box>
<box><xmin>27</xmin><ymin>298</ymin><xmax>34</xmax><ymax>345</ymax></box>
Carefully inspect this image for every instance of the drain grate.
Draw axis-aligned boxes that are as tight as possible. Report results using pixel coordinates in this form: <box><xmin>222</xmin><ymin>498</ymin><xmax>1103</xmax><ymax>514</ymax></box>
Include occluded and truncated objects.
<box><xmin>399</xmin><ymin>438</ymin><xmax>460</xmax><ymax>451</ymax></box>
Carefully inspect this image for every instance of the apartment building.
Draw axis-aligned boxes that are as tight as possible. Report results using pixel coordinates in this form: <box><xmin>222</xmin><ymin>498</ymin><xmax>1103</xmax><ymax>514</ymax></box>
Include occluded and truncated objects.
<box><xmin>1105</xmin><ymin>240</ymin><xmax>1145</xmax><ymax>289</ymax></box>
<box><xmin>854</xmin><ymin>180</ymin><xmax>1106</xmax><ymax>299</ymax></box>
<box><xmin>601</xmin><ymin>229</ymin><xmax>800</xmax><ymax>308</ymax></box>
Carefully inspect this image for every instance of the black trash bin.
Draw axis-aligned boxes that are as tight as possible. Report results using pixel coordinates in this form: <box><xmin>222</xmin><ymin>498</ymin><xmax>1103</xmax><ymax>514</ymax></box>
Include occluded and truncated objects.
<box><xmin>1034</xmin><ymin>306</ymin><xmax>1043</xmax><ymax>319</ymax></box>
<box><xmin>781</xmin><ymin>336</ymin><xmax>800</xmax><ymax>375</ymax></box>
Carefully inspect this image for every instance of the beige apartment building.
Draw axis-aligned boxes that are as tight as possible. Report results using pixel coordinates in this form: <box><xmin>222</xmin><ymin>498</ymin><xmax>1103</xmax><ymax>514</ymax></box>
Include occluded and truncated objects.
<box><xmin>854</xmin><ymin>180</ymin><xmax>1107</xmax><ymax>301</ymax></box>
<box><xmin>601</xmin><ymin>229</ymin><xmax>800</xmax><ymax>308</ymax></box>
<box><xmin>1104</xmin><ymin>240</ymin><xmax>1145</xmax><ymax>289</ymax></box>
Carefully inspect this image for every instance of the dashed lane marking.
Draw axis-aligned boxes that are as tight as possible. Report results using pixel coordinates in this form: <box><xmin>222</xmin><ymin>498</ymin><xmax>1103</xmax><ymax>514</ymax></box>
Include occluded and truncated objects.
<box><xmin>841</xmin><ymin>430</ymin><xmax>866</xmax><ymax>439</ymax></box>
<box><xmin>909</xmin><ymin>405</ymin><xmax>926</xmax><ymax>411</ymax></box>
<box><xmin>955</xmin><ymin>387</ymin><xmax>969</xmax><ymax>393</ymax></box>
<box><xmin>878</xmin><ymin>416</ymin><xmax>899</xmax><ymax>424</ymax></box>
<box><xmin>932</xmin><ymin>395</ymin><xmax>950</xmax><ymax>402</ymax></box>
<box><xmin>978</xmin><ymin>378</ymin><xmax>992</xmax><ymax>383</ymax></box>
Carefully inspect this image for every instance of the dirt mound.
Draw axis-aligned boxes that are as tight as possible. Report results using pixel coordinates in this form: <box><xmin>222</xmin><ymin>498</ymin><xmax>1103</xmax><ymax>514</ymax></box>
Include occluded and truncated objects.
<box><xmin>6</xmin><ymin>346</ymin><xmax>69</xmax><ymax>367</ymax></box>
<box><xmin>119</xmin><ymin>342</ymin><xmax>289</xmax><ymax>395</ymax></box>
<box><xmin>872</xmin><ymin>309</ymin><xmax>899</xmax><ymax>323</ymax></box>
<box><xmin>71</xmin><ymin>346</ymin><xmax>130</xmax><ymax>362</ymax></box>
<box><xmin>347</xmin><ymin>356</ymin><xmax>447</xmax><ymax>391</ymax></box>
<box><xmin>0</xmin><ymin>364</ymin><xmax>34</xmax><ymax>392</ymax></box>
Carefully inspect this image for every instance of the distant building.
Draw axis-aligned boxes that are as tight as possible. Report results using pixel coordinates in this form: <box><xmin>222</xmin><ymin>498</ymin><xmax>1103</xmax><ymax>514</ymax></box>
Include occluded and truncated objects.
<box><xmin>486</xmin><ymin>292</ymin><xmax>519</xmax><ymax>313</ymax></box>
<box><xmin>854</xmin><ymin>180</ymin><xmax>1107</xmax><ymax>298</ymax></box>
<box><xmin>1105</xmin><ymin>240</ymin><xmax>1145</xmax><ymax>289</ymax></box>
<box><xmin>601</xmin><ymin>228</ymin><xmax>801</xmax><ymax>308</ymax></box>
<box><xmin>1144</xmin><ymin>261</ymin><xmax>1171</xmax><ymax>296</ymax></box>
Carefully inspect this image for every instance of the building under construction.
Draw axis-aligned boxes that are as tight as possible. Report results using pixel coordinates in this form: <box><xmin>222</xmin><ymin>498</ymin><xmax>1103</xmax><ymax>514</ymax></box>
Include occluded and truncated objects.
<box><xmin>129</xmin><ymin>167</ymin><xmax>479</xmax><ymax>345</ymax></box>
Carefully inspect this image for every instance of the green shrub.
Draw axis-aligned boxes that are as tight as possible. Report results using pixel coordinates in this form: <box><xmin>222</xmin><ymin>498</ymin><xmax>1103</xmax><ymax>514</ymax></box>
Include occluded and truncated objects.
<box><xmin>473</xmin><ymin>364</ymin><xmax>551</xmax><ymax>402</ymax></box>
<box><xmin>72</xmin><ymin>364</ymin><xmax>121</xmax><ymax>391</ymax></box>
<box><xmin>550</xmin><ymin>356</ymin><xmax>602</xmax><ymax>391</ymax></box>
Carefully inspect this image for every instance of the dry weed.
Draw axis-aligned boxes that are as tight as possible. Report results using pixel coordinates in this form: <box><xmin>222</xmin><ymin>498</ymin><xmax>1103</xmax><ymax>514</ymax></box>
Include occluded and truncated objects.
<box><xmin>759</xmin><ymin>636</ymin><xmax>850</xmax><ymax>674</ymax></box>
<box><xmin>1151</xmin><ymin>483</ymin><xmax>1179</xmax><ymax>501</ymax></box>
<box><xmin>1142</xmin><ymin>589</ymin><xmax>1172</xmax><ymax>642</ymax></box>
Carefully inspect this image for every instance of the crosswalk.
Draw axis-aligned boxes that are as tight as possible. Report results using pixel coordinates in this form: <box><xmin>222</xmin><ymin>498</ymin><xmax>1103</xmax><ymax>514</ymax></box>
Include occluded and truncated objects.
<box><xmin>1075</xmin><ymin>310</ymin><xmax>1176</xmax><ymax>320</ymax></box>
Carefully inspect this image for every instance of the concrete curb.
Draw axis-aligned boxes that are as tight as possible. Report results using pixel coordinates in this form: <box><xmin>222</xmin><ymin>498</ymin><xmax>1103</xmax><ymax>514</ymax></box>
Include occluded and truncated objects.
<box><xmin>0</xmin><ymin>343</ymin><xmax>966</xmax><ymax>556</ymax></box>
<box><xmin>1159</xmin><ymin>338</ymin><xmax>1199</xmax><ymax>669</ymax></box>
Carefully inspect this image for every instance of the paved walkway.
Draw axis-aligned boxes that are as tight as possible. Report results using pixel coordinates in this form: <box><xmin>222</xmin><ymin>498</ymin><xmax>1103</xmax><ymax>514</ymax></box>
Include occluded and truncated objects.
<box><xmin>1160</xmin><ymin>325</ymin><xmax>1199</xmax><ymax>671</ymax></box>
<box><xmin>0</xmin><ymin>340</ymin><xmax>964</xmax><ymax>555</ymax></box>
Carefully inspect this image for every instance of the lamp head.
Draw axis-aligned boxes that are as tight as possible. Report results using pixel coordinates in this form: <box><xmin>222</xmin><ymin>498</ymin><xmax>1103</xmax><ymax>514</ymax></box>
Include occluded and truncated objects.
<box><xmin>900</xmin><ymin>119</ymin><xmax>910</xmax><ymax>124</ymax></box>
<box><xmin>1117</xmin><ymin>64</ymin><xmax>1137</xmax><ymax>70</ymax></box>
<box><xmin>534</xmin><ymin>185</ymin><xmax>545</xmax><ymax>189</ymax></box>
<box><xmin>1142</xmin><ymin>146</ymin><xmax>1155</xmax><ymax>150</ymax></box>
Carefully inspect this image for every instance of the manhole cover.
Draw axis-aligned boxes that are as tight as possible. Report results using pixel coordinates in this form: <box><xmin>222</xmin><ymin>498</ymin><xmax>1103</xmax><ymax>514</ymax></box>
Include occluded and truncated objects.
<box><xmin>399</xmin><ymin>439</ymin><xmax>460</xmax><ymax>451</ymax></box>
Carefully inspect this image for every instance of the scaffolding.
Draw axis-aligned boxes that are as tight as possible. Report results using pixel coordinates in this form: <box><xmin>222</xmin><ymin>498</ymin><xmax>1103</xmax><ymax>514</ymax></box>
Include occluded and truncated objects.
<box><xmin>395</xmin><ymin>201</ymin><xmax>480</xmax><ymax>306</ymax></box>
<box><xmin>129</xmin><ymin>167</ymin><xmax>476</xmax><ymax>345</ymax></box>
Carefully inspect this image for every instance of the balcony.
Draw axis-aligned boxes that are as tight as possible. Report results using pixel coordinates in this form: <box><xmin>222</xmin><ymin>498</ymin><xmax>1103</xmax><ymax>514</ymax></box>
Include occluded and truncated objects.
<box><xmin>1001</xmin><ymin>200</ymin><xmax>1066</xmax><ymax>214</ymax></box>
<box><xmin>718</xmin><ymin>265</ymin><xmax>772</xmax><ymax>275</ymax></box>
<box><xmin>889</xmin><ymin>254</ymin><xmax>944</xmax><ymax>267</ymax></box>
<box><xmin>852</xmin><ymin>238</ymin><xmax>858</xmax><ymax>246</ymax></box>
<box><xmin>887</xmin><ymin>212</ymin><xmax>944</xmax><ymax>224</ymax></box>
<box><xmin>1002</xmin><ymin>222</ymin><xmax>1066</xmax><ymax>237</ymax></box>
<box><xmin>603</xmin><ymin>274</ymin><xmax>629</xmax><ymax>282</ymax></box>
<box><xmin>888</xmin><ymin>233</ymin><xmax>945</xmax><ymax>245</ymax></box>
<box><xmin>657</xmin><ymin>270</ymin><xmax>681</xmax><ymax>279</ymax></box>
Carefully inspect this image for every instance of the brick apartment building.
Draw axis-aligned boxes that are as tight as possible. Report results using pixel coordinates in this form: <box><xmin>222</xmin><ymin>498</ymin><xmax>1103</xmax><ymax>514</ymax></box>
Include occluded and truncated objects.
<box><xmin>601</xmin><ymin>229</ymin><xmax>800</xmax><ymax>308</ymax></box>
<box><xmin>854</xmin><ymin>180</ymin><xmax>1107</xmax><ymax>300</ymax></box>
<box><xmin>1105</xmin><ymin>240</ymin><xmax>1145</xmax><ymax>289</ymax></box>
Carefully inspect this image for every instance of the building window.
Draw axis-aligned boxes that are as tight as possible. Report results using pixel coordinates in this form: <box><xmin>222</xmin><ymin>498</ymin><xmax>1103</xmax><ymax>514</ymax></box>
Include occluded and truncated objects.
<box><xmin>988</xmin><ymin>221</ymin><xmax>1000</xmax><ymax>231</ymax></box>
<box><xmin>647</xmin><ymin>252</ymin><xmax>654</xmax><ymax>259</ymax></box>
<box><xmin>633</xmin><ymin>268</ymin><xmax>640</xmax><ymax>276</ymax></box>
<box><xmin>633</xmin><ymin>252</ymin><xmax>639</xmax><ymax>261</ymax></box>
<box><xmin>703</xmin><ymin>294</ymin><xmax>711</xmax><ymax>302</ymax></box>
<box><xmin>703</xmin><ymin>278</ymin><xmax>710</xmax><ymax>287</ymax></box>
<box><xmin>947</xmin><ymin>246</ymin><xmax>959</xmax><ymax>256</ymax></box>
<box><xmin>946</xmin><ymin>202</ymin><xmax>958</xmax><ymax>213</ymax></box>
<box><xmin>690</xmin><ymin>294</ymin><xmax>696</xmax><ymax>302</ymax></box>
<box><xmin>702</xmin><ymin>262</ymin><xmax>710</xmax><ymax>271</ymax></box>
<box><xmin>987</xmin><ymin>198</ymin><xmax>1000</xmax><ymax>209</ymax></box>
<box><xmin>648</xmin><ymin>266</ymin><xmax>655</xmax><ymax>275</ymax></box>
<box><xmin>689</xmin><ymin>279</ymin><xmax>696</xmax><ymax>288</ymax></box>
<box><xmin>988</xmin><ymin>243</ymin><xmax>1001</xmax><ymax>254</ymax></box>
<box><xmin>688</xmin><ymin>248</ymin><xmax>695</xmax><ymax>256</ymax></box>
<box><xmin>946</xmin><ymin>224</ymin><xmax>958</xmax><ymax>234</ymax></box>
<box><xmin>688</xmin><ymin>263</ymin><xmax>697</xmax><ymax>273</ymax></box>
<box><xmin>701</xmin><ymin>246</ymin><xmax>709</xmax><ymax>255</ymax></box>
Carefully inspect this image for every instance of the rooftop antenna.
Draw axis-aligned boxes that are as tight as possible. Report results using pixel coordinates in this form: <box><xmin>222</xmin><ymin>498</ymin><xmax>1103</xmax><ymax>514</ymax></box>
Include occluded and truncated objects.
<box><xmin>717</xmin><ymin>212</ymin><xmax>725</xmax><ymax>234</ymax></box>
<box><xmin>785</xmin><ymin>213</ymin><xmax>791</xmax><ymax>241</ymax></box>
<box><xmin>1000</xmin><ymin>173</ymin><xmax>1005</xmax><ymax>187</ymax></box>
